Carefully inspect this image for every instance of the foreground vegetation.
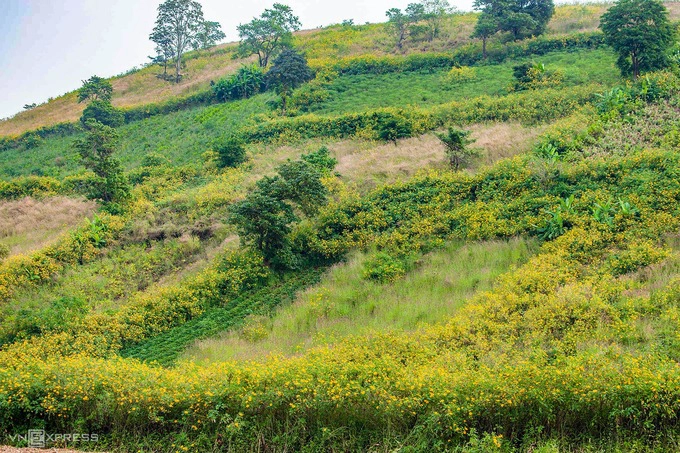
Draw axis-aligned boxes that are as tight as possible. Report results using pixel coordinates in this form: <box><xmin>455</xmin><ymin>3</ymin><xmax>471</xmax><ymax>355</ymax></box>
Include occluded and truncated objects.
<box><xmin>1</xmin><ymin>69</ymin><xmax>680</xmax><ymax>450</ymax></box>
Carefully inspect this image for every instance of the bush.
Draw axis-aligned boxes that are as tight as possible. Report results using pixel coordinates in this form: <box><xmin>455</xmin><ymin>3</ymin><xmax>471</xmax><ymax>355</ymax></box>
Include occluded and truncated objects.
<box><xmin>213</xmin><ymin>137</ymin><xmax>248</xmax><ymax>168</ymax></box>
<box><xmin>362</xmin><ymin>251</ymin><xmax>406</xmax><ymax>283</ymax></box>
<box><xmin>80</xmin><ymin>100</ymin><xmax>124</xmax><ymax>127</ymax></box>
<box><xmin>0</xmin><ymin>176</ymin><xmax>62</xmax><ymax>200</ymax></box>
<box><xmin>0</xmin><ymin>244</ymin><xmax>9</xmax><ymax>262</ymax></box>
<box><xmin>443</xmin><ymin>66</ymin><xmax>476</xmax><ymax>84</ymax></box>
<box><xmin>212</xmin><ymin>65</ymin><xmax>266</xmax><ymax>103</ymax></box>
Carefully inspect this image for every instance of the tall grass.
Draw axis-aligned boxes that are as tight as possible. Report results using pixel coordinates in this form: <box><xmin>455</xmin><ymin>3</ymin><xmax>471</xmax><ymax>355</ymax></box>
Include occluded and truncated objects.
<box><xmin>185</xmin><ymin>238</ymin><xmax>538</xmax><ymax>363</ymax></box>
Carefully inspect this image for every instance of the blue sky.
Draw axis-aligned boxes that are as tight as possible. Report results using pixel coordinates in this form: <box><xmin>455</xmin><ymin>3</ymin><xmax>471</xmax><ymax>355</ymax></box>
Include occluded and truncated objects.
<box><xmin>0</xmin><ymin>0</ymin><xmax>476</xmax><ymax>119</ymax></box>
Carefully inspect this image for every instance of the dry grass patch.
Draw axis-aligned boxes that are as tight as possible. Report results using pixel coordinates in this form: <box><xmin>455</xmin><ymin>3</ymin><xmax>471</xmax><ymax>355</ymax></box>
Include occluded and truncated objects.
<box><xmin>468</xmin><ymin>122</ymin><xmax>546</xmax><ymax>169</ymax></box>
<box><xmin>0</xmin><ymin>197</ymin><xmax>96</xmax><ymax>256</ymax></box>
<box><xmin>247</xmin><ymin>122</ymin><xmax>543</xmax><ymax>193</ymax></box>
<box><xmin>0</xmin><ymin>43</ymin><xmax>250</xmax><ymax>137</ymax></box>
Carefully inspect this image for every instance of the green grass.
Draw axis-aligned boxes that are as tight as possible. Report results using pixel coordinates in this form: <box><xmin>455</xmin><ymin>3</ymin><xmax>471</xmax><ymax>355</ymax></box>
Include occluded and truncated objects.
<box><xmin>121</xmin><ymin>267</ymin><xmax>324</xmax><ymax>366</ymax></box>
<box><xmin>184</xmin><ymin>237</ymin><xmax>538</xmax><ymax>364</ymax></box>
<box><xmin>0</xmin><ymin>94</ymin><xmax>274</xmax><ymax>180</ymax></box>
<box><xmin>314</xmin><ymin>48</ymin><xmax>619</xmax><ymax>115</ymax></box>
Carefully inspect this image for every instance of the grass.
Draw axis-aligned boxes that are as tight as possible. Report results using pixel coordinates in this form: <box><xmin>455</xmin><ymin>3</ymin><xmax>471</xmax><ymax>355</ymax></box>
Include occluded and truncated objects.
<box><xmin>121</xmin><ymin>267</ymin><xmax>324</xmax><ymax>366</ymax></box>
<box><xmin>0</xmin><ymin>93</ymin><xmax>274</xmax><ymax>179</ymax></box>
<box><xmin>313</xmin><ymin>48</ymin><xmax>619</xmax><ymax>115</ymax></box>
<box><xmin>184</xmin><ymin>237</ymin><xmax>538</xmax><ymax>364</ymax></box>
<box><xmin>0</xmin><ymin>196</ymin><xmax>96</xmax><ymax>256</ymax></box>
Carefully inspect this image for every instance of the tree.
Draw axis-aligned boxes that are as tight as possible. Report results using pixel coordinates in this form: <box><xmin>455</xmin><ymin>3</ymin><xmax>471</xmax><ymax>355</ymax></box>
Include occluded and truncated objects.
<box><xmin>149</xmin><ymin>26</ymin><xmax>175</xmax><ymax>78</ymax></box>
<box><xmin>473</xmin><ymin>0</ymin><xmax>554</xmax><ymax>40</ymax></box>
<box><xmin>237</xmin><ymin>3</ymin><xmax>301</xmax><ymax>67</ymax></box>
<box><xmin>229</xmin><ymin>158</ymin><xmax>329</xmax><ymax>268</ymax></box>
<box><xmin>600</xmin><ymin>0</ymin><xmax>674</xmax><ymax>79</ymax></box>
<box><xmin>421</xmin><ymin>0</ymin><xmax>453</xmax><ymax>41</ymax></box>
<box><xmin>150</xmin><ymin>0</ymin><xmax>205</xmax><ymax>83</ymax></box>
<box><xmin>472</xmin><ymin>12</ymin><xmax>498</xmax><ymax>59</ymax></box>
<box><xmin>436</xmin><ymin>127</ymin><xmax>478</xmax><ymax>170</ymax></box>
<box><xmin>77</xmin><ymin>76</ymin><xmax>113</xmax><ymax>103</ymax></box>
<box><xmin>230</xmin><ymin>189</ymin><xmax>297</xmax><ymax>266</ymax></box>
<box><xmin>80</xmin><ymin>100</ymin><xmax>124</xmax><ymax>128</ymax></box>
<box><xmin>195</xmin><ymin>20</ymin><xmax>225</xmax><ymax>50</ymax></box>
<box><xmin>266</xmin><ymin>49</ymin><xmax>313</xmax><ymax>114</ymax></box>
<box><xmin>74</xmin><ymin>120</ymin><xmax>129</xmax><ymax>203</ymax></box>
<box><xmin>386</xmin><ymin>5</ymin><xmax>423</xmax><ymax>50</ymax></box>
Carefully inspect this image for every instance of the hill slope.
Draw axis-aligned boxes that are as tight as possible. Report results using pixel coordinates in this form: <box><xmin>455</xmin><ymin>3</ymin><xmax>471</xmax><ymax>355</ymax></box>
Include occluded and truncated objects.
<box><xmin>4</xmin><ymin>2</ymin><xmax>679</xmax><ymax>137</ymax></box>
<box><xmin>2</xmin><ymin>2</ymin><xmax>680</xmax><ymax>452</ymax></box>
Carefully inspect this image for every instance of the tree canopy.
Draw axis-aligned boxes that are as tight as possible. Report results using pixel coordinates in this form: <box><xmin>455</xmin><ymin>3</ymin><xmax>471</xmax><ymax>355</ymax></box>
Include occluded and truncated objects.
<box><xmin>237</xmin><ymin>3</ymin><xmax>301</xmax><ymax>67</ymax></box>
<box><xmin>77</xmin><ymin>76</ymin><xmax>113</xmax><ymax>103</ymax></box>
<box><xmin>150</xmin><ymin>0</ymin><xmax>224</xmax><ymax>83</ymax></box>
<box><xmin>265</xmin><ymin>49</ymin><xmax>313</xmax><ymax>114</ymax></box>
<box><xmin>473</xmin><ymin>0</ymin><xmax>554</xmax><ymax>40</ymax></box>
<box><xmin>600</xmin><ymin>0</ymin><xmax>675</xmax><ymax>79</ymax></box>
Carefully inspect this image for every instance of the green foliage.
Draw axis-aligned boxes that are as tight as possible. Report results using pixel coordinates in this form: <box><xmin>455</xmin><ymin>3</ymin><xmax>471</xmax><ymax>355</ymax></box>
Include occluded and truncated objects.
<box><xmin>301</xmin><ymin>146</ymin><xmax>338</xmax><ymax>174</ymax></box>
<box><xmin>385</xmin><ymin>4</ymin><xmax>424</xmax><ymax>50</ymax></box>
<box><xmin>435</xmin><ymin>127</ymin><xmax>477</xmax><ymax>170</ymax></box>
<box><xmin>361</xmin><ymin>251</ymin><xmax>407</xmax><ymax>283</ymax></box>
<box><xmin>77</xmin><ymin>75</ymin><xmax>113</xmax><ymax>103</ymax></box>
<box><xmin>151</xmin><ymin>0</ymin><xmax>215</xmax><ymax>82</ymax></box>
<box><xmin>195</xmin><ymin>20</ymin><xmax>225</xmax><ymax>50</ymax></box>
<box><xmin>80</xmin><ymin>100</ymin><xmax>124</xmax><ymax>128</ymax></box>
<box><xmin>229</xmin><ymin>157</ymin><xmax>329</xmax><ymax>268</ymax></box>
<box><xmin>512</xmin><ymin>62</ymin><xmax>564</xmax><ymax>91</ymax></box>
<box><xmin>376</xmin><ymin>114</ymin><xmax>414</xmax><ymax>143</ymax></box>
<box><xmin>600</xmin><ymin>0</ymin><xmax>674</xmax><ymax>78</ymax></box>
<box><xmin>237</xmin><ymin>3</ymin><xmax>301</xmax><ymax>67</ymax></box>
<box><xmin>212</xmin><ymin>65</ymin><xmax>265</xmax><ymax>102</ymax></box>
<box><xmin>0</xmin><ymin>176</ymin><xmax>62</xmax><ymax>200</ymax></box>
<box><xmin>266</xmin><ymin>49</ymin><xmax>314</xmax><ymax>114</ymax></box>
<box><xmin>74</xmin><ymin>120</ymin><xmax>129</xmax><ymax>203</ymax></box>
<box><xmin>213</xmin><ymin>136</ymin><xmax>248</xmax><ymax>168</ymax></box>
<box><xmin>472</xmin><ymin>12</ymin><xmax>499</xmax><ymax>58</ymax></box>
<box><xmin>0</xmin><ymin>245</ymin><xmax>9</xmax><ymax>262</ymax></box>
<box><xmin>473</xmin><ymin>0</ymin><xmax>555</xmax><ymax>40</ymax></box>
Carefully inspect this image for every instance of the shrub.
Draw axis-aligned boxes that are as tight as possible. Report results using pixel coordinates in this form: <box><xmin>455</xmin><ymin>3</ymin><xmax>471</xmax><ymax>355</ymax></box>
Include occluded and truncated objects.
<box><xmin>80</xmin><ymin>100</ymin><xmax>124</xmax><ymax>127</ymax></box>
<box><xmin>0</xmin><ymin>244</ymin><xmax>9</xmax><ymax>262</ymax></box>
<box><xmin>362</xmin><ymin>251</ymin><xmax>406</xmax><ymax>283</ymax></box>
<box><xmin>443</xmin><ymin>66</ymin><xmax>476</xmax><ymax>84</ymax></box>
<box><xmin>302</xmin><ymin>146</ymin><xmax>338</xmax><ymax>174</ymax></box>
<box><xmin>435</xmin><ymin>127</ymin><xmax>478</xmax><ymax>170</ymax></box>
<box><xmin>213</xmin><ymin>137</ymin><xmax>248</xmax><ymax>168</ymax></box>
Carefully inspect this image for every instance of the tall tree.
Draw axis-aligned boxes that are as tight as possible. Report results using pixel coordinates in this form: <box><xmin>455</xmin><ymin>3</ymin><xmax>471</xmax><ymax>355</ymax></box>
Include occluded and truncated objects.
<box><xmin>600</xmin><ymin>0</ymin><xmax>674</xmax><ymax>79</ymax></box>
<box><xmin>74</xmin><ymin>120</ymin><xmax>129</xmax><ymax>203</ymax></box>
<box><xmin>385</xmin><ymin>5</ymin><xmax>424</xmax><ymax>50</ymax></box>
<box><xmin>77</xmin><ymin>76</ymin><xmax>113</xmax><ymax>103</ymax></box>
<box><xmin>473</xmin><ymin>0</ymin><xmax>554</xmax><ymax>40</ymax></box>
<box><xmin>266</xmin><ymin>49</ymin><xmax>313</xmax><ymax>114</ymax></box>
<box><xmin>150</xmin><ymin>0</ymin><xmax>205</xmax><ymax>83</ymax></box>
<box><xmin>237</xmin><ymin>3</ymin><xmax>301</xmax><ymax>67</ymax></box>
<box><xmin>421</xmin><ymin>0</ymin><xmax>453</xmax><ymax>41</ymax></box>
<box><xmin>149</xmin><ymin>26</ymin><xmax>175</xmax><ymax>78</ymax></box>
<box><xmin>195</xmin><ymin>20</ymin><xmax>226</xmax><ymax>50</ymax></box>
<box><xmin>472</xmin><ymin>12</ymin><xmax>499</xmax><ymax>58</ymax></box>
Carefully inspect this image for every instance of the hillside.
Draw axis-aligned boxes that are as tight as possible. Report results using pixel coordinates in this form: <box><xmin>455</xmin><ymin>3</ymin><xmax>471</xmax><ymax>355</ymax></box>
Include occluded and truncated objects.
<box><xmin>3</xmin><ymin>2</ymin><xmax>680</xmax><ymax>137</ymax></box>
<box><xmin>2</xmin><ymin>1</ymin><xmax>680</xmax><ymax>451</ymax></box>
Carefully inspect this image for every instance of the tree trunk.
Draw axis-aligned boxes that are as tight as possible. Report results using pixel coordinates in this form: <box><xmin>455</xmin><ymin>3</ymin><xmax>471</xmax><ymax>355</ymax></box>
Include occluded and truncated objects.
<box><xmin>281</xmin><ymin>94</ymin><xmax>287</xmax><ymax>115</ymax></box>
<box><xmin>632</xmin><ymin>52</ymin><xmax>639</xmax><ymax>80</ymax></box>
<box><xmin>482</xmin><ymin>38</ymin><xmax>487</xmax><ymax>59</ymax></box>
<box><xmin>175</xmin><ymin>55</ymin><xmax>182</xmax><ymax>83</ymax></box>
